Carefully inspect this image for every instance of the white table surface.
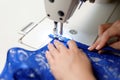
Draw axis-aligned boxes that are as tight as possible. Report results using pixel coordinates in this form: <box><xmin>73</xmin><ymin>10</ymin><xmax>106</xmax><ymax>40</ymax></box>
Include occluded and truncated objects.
<box><xmin>0</xmin><ymin>0</ymin><xmax>46</xmax><ymax>73</ymax></box>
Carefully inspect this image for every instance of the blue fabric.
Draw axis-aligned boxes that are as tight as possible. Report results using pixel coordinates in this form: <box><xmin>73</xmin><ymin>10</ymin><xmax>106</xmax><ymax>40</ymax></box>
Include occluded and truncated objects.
<box><xmin>0</xmin><ymin>34</ymin><xmax>120</xmax><ymax>80</ymax></box>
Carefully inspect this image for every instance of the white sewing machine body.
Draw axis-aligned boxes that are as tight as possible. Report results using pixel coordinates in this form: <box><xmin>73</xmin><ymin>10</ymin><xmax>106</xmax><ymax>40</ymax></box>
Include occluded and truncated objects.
<box><xmin>0</xmin><ymin>0</ymin><xmax>120</xmax><ymax>74</ymax></box>
<box><xmin>19</xmin><ymin>0</ymin><xmax>120</xmax><ymax>49</ymax></box>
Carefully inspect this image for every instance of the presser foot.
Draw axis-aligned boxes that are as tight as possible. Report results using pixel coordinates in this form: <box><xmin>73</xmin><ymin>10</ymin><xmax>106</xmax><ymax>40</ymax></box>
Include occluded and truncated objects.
<box><xmin>53</xmin><ymin>34</ymin><xmax>64</xmax><ymax>41</ymax></box>
<box><xmin>49</xmin><ymin>34</ymin><xmax>70</xmax><ymax>42</ymax></box>
<box><xmin>53</xmin><ymin>21</ymin><xmax>64</xmax><ymax>40</ymax></box>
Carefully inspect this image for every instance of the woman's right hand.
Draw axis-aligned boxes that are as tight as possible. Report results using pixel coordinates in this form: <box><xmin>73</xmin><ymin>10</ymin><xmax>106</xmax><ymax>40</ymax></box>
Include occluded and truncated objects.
<box><xmin>88</xmin><ymin>20</ymin><xmax>120</xmax><ymax>51</ymax></box>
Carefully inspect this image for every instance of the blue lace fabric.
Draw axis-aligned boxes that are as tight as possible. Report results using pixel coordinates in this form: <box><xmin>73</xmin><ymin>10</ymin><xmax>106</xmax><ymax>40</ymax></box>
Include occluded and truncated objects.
<box><xmin>0</xmin><ymin>35</ymin><xmax>120</xmax><ymax>80</ymax></box>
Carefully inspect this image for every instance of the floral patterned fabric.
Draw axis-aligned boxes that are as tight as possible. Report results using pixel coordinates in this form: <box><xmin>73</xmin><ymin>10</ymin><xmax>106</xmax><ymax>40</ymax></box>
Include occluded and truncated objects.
<box><xmin>0</xmin><ymin>35</ymin><xmax>120</xmax><ymax>80</ymax></box>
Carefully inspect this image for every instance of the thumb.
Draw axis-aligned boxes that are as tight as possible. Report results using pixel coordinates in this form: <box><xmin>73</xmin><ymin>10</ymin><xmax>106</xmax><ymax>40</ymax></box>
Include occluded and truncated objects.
<box><xmin>109</xmin><ymin>41</ymin><xmax>120</xmax><ymax>50</ymax></box>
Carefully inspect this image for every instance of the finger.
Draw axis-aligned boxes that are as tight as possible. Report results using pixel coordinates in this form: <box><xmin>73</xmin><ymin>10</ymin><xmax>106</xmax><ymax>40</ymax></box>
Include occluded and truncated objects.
<box><xmin>112</xmin><ymin>20</ymin><xmax>120</xmax><ymax>36</ymax></box>
<box><xmin>96</xmin><ymin>35</ymin><xmax>109</xmax><ymax>50</ymax></box>
<box><xmin>89</xmin><ymin>23</ymin><xmax>112</xmax><ymax>51</ymax></box>
<box><xmin>98</xmin><ymin>23</ymin><xmax>112</xmax><ymax>36</ymax></box>
<box><xmin>67</xmin><ymin>40</ymin><xmax>78</xmax><ymax>51</ymax></box>
<box><xmin>95</xmin><ymin>26</ymin><xmax>118</xmax><ymax>50</ymax></box>
<box><xmin>110</xmin><ymin>41</ymin><xmax>120</xmax><ymax>50</ymax></box>
<box><xmin>107</xmin><ymin>20</ymin><xmax>120</xmax><ymax>37</ymax></box>
<box><xmin>54</xmin><ymin>40</ymin><xmax>67</xmax><ymax>52</ymax></box>
<box><xmin>88</xmin><ymin>37</ymin><xmax>100</xmax><ymax>51</ymax></box>
<box><xmin>89</xmin><ymin>21</ymin><xmax>120</xmax><ymax>51</ymax></box>
<box><xmin>47</xmin><ymin>43</ymin><xmax>59</xmax><ymax>56</ymax></box>
<box><xmin>45</xmin><ymin>51</ymin><xmax>54</xmax><ymax>65</ymax></box>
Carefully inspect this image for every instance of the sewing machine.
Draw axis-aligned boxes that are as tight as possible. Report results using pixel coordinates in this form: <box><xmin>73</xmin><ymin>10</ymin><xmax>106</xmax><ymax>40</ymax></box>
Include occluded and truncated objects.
<box><xmin>44</xmin><ymin>0</ymin><xmax>113</xmax><ymax>39</ymax></box>
<box><xmin>17</xmin><ymin>0</ymin><xmax>120</xmax><ymax>49</ymax></box>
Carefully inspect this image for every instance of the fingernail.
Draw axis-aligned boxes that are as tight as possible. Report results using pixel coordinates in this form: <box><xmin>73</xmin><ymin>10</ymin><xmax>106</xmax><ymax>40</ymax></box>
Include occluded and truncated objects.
<box><xmin>88</xmin><ymin>45</ymin><xmax>94</xmax><ymax>51</ymax></box>
<box><xmin>96</xmin><ymin>45</ymin><xmax>100</xmax><ymax>50</ymax></box>
<box><xmin>88</xmin><ymin>47</ymin><xmax>91</xmax><ymax>50</ymax></box>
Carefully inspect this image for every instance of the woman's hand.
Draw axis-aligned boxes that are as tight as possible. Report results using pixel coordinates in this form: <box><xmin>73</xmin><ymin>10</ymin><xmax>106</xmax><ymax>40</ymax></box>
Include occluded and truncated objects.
<box><xmin>46</xmin><ymin>40</ymin><xmax>95</xmax><ymax>80</ymax></box>
<box><xmin>88</xmin><ymin>20</ymin><xmax>120</xmax><ymax>51</ymax></box>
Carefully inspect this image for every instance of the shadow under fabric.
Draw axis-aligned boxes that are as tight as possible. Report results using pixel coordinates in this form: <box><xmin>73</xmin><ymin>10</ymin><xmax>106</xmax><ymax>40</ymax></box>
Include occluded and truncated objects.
<box><xmin>0</xmin><ymin>34</ymin><xmax>120</xmax><ymax>80</ymax></box>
